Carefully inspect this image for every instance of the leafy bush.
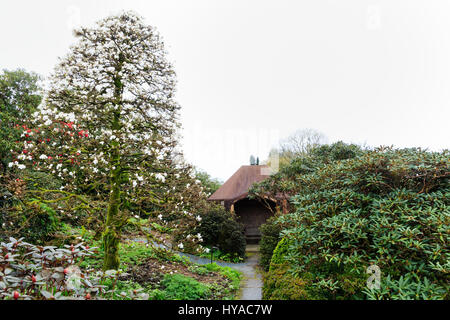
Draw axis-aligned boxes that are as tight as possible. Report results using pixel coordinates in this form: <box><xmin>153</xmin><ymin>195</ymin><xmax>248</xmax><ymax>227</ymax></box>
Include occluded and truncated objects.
<box><xmin>263</xmin><ymin>237</ymin><xmax>316</xmax><ymax>299</ymax></box>
<box><xmin>275</xmin><ymin>147</ymin><xmax>449</xmax><ymax>299</ymax></box>
<box><xmin>363</xmin><ymin>273</ymin><xmax>448</xmax><ymax>300</ymax></box>
<box><xmin>160</xmin><ymin>273</ymin><xmax>211</xmax><ymax>300</ymax></box>
<box><xmin>259</xmin><ymin>216</ymin><xmax>282</xmax><ymax>271</ymax></box>
<box><xmin>262</xmin><ymin>263</ymin><xmax>312</xmax><ymax>300</ymax></box>
<box><xmin>0</xmin><ymin>237</ymin><xmax>149</xmax><ymax>300</ymax></box>
<box><xmin>0</xmin><ymin>179</ymin><xmax>62</xmax><ymax>244</ymax></box>
<box><xmin>269</xmin><ymin>237</ymin><xmax>291</xmax><ymax>269</ymax></box>
<box><xmin>195</xmin><ymin>207</ymin><xmax>246</xmax><ymax>259</ymax></box>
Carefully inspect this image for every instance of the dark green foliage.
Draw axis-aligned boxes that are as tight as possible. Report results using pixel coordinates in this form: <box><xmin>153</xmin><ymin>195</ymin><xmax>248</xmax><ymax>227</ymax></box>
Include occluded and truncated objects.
<box><xmin>160</xmin><ymin>273</ymin><xmax>211</xmax><ymax>299</ymax></box>
<box><xmin>275</xmin><ymin>147</ymin><xmax>449</xmax><ymax>299</ymax></box>
<box><xmin>259</xmin><ymin>216</ymin><xmax>282</xmax><ymax>271</ymax></box>
<box><xmin>0</xmin><ymin>183</ymin><xmax>62</xmax><ymax>244</ymax></box>
<box><xmin>263</xmin><ymin>237</ymin><xmax>319</xmax><ymax>300</ymax></box>
<box><xmin>195</xmin><ymin>207</ymin><xmax>246</xmax><ymax>259</ymax></box>
<box><xmin>309</xmin><ymin>141</ymin><xmax>364</xmax><ymax>163</ymax></box>
<box><xmin>262</xmin><ymin>263</ymin><xmax>312</xmax><ymax>300</ymax></box>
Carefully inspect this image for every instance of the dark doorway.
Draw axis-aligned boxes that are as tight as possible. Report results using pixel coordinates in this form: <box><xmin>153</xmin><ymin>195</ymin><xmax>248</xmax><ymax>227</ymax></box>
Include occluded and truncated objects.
<box><xmin>234</xmin><ymin>198</ymin><xmax>275</xmax><ymax>243</ymax></box>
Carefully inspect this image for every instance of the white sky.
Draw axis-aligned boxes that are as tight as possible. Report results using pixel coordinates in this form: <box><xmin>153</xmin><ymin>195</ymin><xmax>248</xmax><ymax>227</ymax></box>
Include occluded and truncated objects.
<box><xmin>1</xmin><ymin>0</ymin><xmax>449</xmax><ymax>181</ymax></box>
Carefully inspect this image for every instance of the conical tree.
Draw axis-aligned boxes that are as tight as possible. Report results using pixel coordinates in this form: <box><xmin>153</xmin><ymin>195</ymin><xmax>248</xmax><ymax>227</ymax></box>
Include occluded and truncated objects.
<box><xmin>41</xmin><ymin>12</ymin><xmax>179</xmax><ymax>270</ymax></box>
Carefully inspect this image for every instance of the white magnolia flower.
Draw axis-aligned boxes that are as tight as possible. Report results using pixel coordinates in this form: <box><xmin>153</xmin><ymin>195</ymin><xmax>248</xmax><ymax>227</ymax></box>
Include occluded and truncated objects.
<box><xmin>196</xmin><ymin>215</ymin><xmax>202</xmax><ymax>222</ymax></box>
<box><xmin>155</xmin><ymin>173</ymin><xmax>165</xmax><ymax>182</ymax></box>
<box><xmin>177</xmin><ymin>243</ymin><xmax>184</xmax><ymax>249</ymax></box>
<box><xmin>39</xmin><ymin>154</ymin><xmax>48</xmax><ymax>160</ymax></box>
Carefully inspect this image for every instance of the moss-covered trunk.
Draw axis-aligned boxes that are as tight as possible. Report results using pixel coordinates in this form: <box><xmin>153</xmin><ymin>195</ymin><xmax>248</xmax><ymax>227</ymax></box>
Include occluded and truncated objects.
<box><xmin>102</xmin><ymin>158</ymin><xmax>121</xmax><ymax>270</ymax></box>
<box><xmin>102</xmin><ymin>54</ymin><xmax>124</xmax><ymax>270</ymax></box>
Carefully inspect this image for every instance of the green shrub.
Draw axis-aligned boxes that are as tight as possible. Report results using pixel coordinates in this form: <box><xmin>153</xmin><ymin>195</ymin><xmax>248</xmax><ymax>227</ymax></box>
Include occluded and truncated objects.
<box><xmin>160</xmin><ymin>273</ymin><xmax>211</xmax><ymax>300</ymax></box>
<box><xmin>0</xmin><ymin>196</ymin><xmax>62</xmax><ymax>244</ymax></box>
<box><xmin>257</xmin><ymin>146</ymin><xmax>449</xmax><ymax>299</ymax></box>
<box><xmin>195</xmin><ymin>207</ymin><xmax>246</xmax><ymax>259</ymax></box>
<box><xmin>269</xmin><ymin>237</ymin><xmax>291</xmax><ymax>268</ymax></box>
<box><xmin>259</xmin><ymin>217</ymin><xmax>282</xmax><ymax>271</ymax></box>
<box><xmin>263</xmin><ymin>263</ymin><xmax>313</xmax><ymax>300</ymax></box>
<box><xmin>263</xmin><ymin>237</ymin><xmax>318</xmax><ymax>300</ymax></box>
<box><xmin>276</xmin><ymin>147</ymin><xmax>449</xmax><ymax>299</ymax></box>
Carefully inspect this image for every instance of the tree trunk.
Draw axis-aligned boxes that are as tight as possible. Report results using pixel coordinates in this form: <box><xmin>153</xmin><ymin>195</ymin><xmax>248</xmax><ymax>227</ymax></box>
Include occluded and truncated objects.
<box><xmin>102</xmin><ymin>160</ymin><xmax>121</xmax><ymax>270</ymax></box>
<box><xmin>102</xmin><ymin>55</ymin><xmax>124</xmax><ymax>270</ymax></box>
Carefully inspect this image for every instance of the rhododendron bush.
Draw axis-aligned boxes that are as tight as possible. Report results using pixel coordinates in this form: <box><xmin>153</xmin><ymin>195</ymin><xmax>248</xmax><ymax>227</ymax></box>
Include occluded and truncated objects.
<box><xmin>7</xmin><ymin>12</ymin><xmax>213</xmax><ymax>270</ymax></box>
<box><xmin>0</xmin><ymin>237</ymin><xmax>150</xmax><ymax>300</ymax></box>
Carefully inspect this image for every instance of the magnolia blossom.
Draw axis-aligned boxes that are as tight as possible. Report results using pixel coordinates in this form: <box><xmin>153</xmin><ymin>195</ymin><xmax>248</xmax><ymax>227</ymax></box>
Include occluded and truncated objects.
<box><xmin>155</xmin><ymin>173</ymin><xmax>165</xmax><ymax>182</ymax></box>
<box><xmin>178</xmin><ymin>243</ymin><xmax>184</xmax><ymax>249</ymax></box>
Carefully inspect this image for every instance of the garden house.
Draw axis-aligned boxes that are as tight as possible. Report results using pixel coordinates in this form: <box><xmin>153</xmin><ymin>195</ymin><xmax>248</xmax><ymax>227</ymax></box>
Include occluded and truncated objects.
<box><xmin>208</xmin><ymin>165</ymin><xmax>278</xmax><ymax>243</ymax></box>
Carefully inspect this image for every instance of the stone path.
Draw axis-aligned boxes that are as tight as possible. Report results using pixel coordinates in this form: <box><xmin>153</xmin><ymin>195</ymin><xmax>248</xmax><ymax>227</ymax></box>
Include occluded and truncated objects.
<box><xmin>232</xmin><ymin>245</ymin><xmax>262</xmax><ymax>300</ymax></box>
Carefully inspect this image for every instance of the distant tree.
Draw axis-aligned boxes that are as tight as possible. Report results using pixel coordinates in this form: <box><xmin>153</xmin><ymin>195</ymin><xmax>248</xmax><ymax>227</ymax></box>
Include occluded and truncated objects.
<box><xmin>280</xmin><ymin>128</ymin><xmax>326</xmax><ymax>155</ymax></box>
<box><xmin>0</xmin><ymin>69</ymin><xmax>41</xmax><ymax>172</ymax></box>
<box><xmin>266</xmin><ymin>128</ymin><xmax>327</xmax><ymax>169</ymax></box>
<box><xmin>194</xmin><ymin>169</ymin><xmax>222</xmax><ymax>196</ymax></box>
<box><xmin>250</xmin><ymin>155</ymin><xmax>256</xmax><ymax>165</ymax></box>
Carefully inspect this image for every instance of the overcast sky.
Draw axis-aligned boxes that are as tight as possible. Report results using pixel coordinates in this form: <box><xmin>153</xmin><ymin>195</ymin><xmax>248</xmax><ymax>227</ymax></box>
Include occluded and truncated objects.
<box><xmin>1</xmin><ymin>0</ymin><xmax>449</xmax><ymax>181</ymax></box>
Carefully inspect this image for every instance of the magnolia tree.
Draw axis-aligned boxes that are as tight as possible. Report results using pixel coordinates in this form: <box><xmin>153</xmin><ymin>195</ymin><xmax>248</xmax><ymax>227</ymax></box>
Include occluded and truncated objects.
<box><xmin>9</xmin><ymin>12</ymin><xmax>194</xmax><ymax>270</ymax></box>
